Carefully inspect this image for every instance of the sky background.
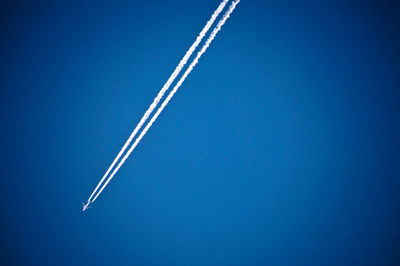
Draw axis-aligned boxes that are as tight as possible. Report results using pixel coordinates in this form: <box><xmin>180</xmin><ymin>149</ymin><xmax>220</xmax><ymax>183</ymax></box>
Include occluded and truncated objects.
<box><xmin>1</xmin><ymin>0</ymin><xmax>399</xmax><ymax>265</ymax></box>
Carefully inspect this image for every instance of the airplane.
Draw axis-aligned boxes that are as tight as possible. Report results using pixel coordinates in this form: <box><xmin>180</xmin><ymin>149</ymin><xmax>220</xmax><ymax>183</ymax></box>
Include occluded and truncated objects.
<box><xmin>82</xmin><ymin>202</ymin><xmax>91</xmax><ymax>212</ymax></box>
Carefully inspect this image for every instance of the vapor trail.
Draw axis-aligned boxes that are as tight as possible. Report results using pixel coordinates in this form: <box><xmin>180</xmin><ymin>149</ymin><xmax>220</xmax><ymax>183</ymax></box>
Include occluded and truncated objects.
<box><xmin>85</xmin><ymin>0</ymin><xmax>229</xmax><ymax>205</ymax></box>
<box><xmin>91</xmin><ymin>0</ymin><xmax>240</xmax><ymax>204</ymax></box>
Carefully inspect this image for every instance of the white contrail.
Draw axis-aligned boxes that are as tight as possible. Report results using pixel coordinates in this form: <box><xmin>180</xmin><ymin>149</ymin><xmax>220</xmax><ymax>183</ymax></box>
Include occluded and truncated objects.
<box><xmin>85</xmin><ymin>0</ymin><xmax>229</xmax><ymax>205</ymax></box>
<box><xmin>91</xmin><ymin>0</ymin><xmax>240</xmax><ymax>204</ymax></box>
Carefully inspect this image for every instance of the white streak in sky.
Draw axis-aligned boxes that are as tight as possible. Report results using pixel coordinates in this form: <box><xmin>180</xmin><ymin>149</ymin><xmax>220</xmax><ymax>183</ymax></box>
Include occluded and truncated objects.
<box><xmin>85</xmin><ymin>0</ymin><xmax>229</xmax><ymax>205</ymax></box>
<box><xmin>91</xmin><ymin>0</ymin><xmax>240</xmax><ymax>204</ymax></box>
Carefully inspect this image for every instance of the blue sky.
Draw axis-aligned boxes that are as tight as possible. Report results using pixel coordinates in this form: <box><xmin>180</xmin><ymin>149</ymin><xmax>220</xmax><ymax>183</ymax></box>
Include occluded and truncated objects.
<box><xmin>1</xmin><ymin>0</ymin><xmax>399</xmax><ymax>265</ymax></box>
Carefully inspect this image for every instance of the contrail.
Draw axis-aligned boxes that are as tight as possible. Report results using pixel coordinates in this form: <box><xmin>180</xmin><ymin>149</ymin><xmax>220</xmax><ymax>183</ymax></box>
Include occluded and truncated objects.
<box><xmin>84</xmin><ymin>0</ymin><xmax>229</xmax><ymax>205</ymax></box>
<box><xmin>90</xmin><ymin>0</ymin><xmax>240</xmax><ymax>204</ymax></box>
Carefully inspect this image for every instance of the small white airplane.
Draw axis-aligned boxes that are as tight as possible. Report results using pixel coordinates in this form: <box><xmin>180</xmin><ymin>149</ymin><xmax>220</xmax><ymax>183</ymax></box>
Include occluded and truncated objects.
<box><xmin>82</xmin><ymin>202</ymin><xmax>91</xmax><ymax>212</ymax></box>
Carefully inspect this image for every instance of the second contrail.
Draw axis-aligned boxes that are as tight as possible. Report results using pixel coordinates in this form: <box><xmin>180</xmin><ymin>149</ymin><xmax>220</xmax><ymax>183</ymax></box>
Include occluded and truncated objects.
<box><xmin>90</xmin><ymin>0</ymin><xmax>241</xmax><ymax>205</ymax></box>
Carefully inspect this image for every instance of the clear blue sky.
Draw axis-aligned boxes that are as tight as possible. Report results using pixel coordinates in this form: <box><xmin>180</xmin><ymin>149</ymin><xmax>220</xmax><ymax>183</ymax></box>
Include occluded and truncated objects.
<box><xmin>1</xmin><ymin>0</ymin><xmax>399</xmax><ymax>265</ymax></box>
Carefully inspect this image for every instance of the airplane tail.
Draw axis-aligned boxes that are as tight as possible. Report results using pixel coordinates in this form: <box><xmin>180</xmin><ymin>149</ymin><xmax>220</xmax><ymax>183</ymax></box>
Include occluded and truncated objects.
<box><xmin>82</xmin><ymin>202</ymin><xmax>92</xmax><ymax>211</ymax></box>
